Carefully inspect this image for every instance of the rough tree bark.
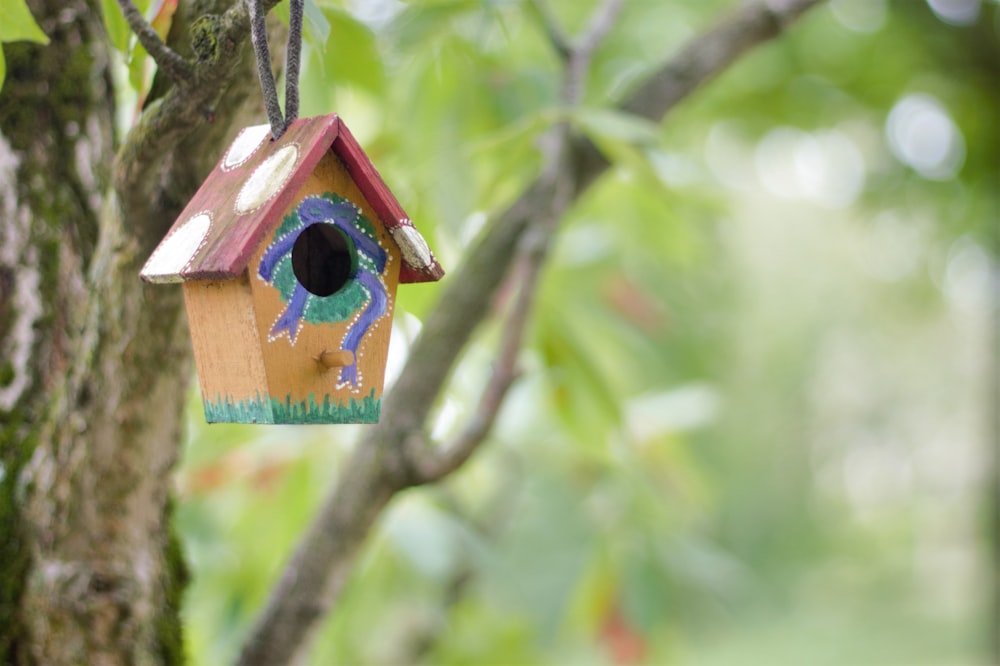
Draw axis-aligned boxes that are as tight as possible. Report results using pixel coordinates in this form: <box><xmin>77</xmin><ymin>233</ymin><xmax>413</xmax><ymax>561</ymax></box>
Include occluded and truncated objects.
<box><xmin>0</xmin><ymin>0</ymin><xmax>825</xmax><ymax>664</ymax></box>
<box><xmin>0</xmin><ymin>0</ymin><xmax>275</xmax><ymax>663</ymax></box>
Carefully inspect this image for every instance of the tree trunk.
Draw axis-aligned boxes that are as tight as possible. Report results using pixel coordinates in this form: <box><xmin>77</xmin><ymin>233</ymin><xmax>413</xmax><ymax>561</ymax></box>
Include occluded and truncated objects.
<box><xmin>0</xmin><ymin>0</ymin><xmax>262</xmax><ymax>663</ymax></box>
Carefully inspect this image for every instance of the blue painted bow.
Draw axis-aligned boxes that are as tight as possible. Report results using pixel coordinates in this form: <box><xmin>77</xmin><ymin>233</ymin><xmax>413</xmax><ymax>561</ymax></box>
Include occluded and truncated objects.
<box><xmin>258</xmin><ymin>196</ymin><xmax>389</xmax><ymax>387</ymax></box>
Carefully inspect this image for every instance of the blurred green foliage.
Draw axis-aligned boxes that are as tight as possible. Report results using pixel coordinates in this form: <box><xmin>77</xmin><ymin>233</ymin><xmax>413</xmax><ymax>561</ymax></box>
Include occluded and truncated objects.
<box><xmin>0</xmin><ymin>0</ymin><xmax>50</xmax><ymax>91</ymax></box>
<box><xmin>165</xmin><ymin>0</ymin><xmax>997</xmax><ymax>663</ymax></box>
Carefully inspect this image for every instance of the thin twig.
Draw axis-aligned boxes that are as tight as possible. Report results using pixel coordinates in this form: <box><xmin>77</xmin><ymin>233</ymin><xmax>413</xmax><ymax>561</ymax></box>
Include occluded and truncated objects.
<box><xmin>116</xmin><ymin>0</ymin><xmax>192</xmax><ymax>81</ymax></box>
<box><xmin>564</xmin><ymin>0</ymin><xmax>625</xmax><ymax>105</ymax></box>
<box><xmin>528</xmin><ymin>0</ymin><xmax>572</xmax><ymax>61</ymax></box>
<box><xmin>415</xmin><ymin>234</ymin><xmax>548</xmax><ymax>482</ymax></box>
<box><xmin>580</xmin><ymin>0</ymin><xmax>625</xmax><ymax>54</ymax></box>
<box><xmin>419</xmin><ymin>1</ymin><xmax>626</xmax><ymax>476</ymax></box>
<box><xmin>114</xmin><ymin>0</ymin><xmax>285</xmax><ymax>227</ymax></box>
<box><xmin>623</xmin><ymin>0</ymin><xmax>821</xmax><ymax>119</ymax></box>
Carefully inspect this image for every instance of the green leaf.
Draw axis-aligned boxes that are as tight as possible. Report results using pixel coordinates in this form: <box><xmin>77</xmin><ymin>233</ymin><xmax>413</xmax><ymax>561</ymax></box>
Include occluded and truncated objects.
<box><xmin>100</xmin><ymin>0</ymin><xmax>131</xmax><ymax>53</ymax></box>
<box><xmin>389</xmin><ymin>0</ymin><xmax>480</xmax><ymax>53</ymax></box>
<box><xmin>273</xmin><ymin>0</ymin><xmax>330</xmax><ymax>46</ymax></box>
<box><xmin>304</xmin><ymin>0</ymin><xmax>331</xmax><ymax>45</ymax></box>
<box><xmin>129</xmin><ymin>41</ymin><xmax>150</xmax><ymax>100</ymax></box>
<box><xmin>571</xmin><ymin>107</ymin><xmax>662</xmax><ymax>146</ymax></box>
<box><xmin>0</xmin><ymin>0</ymin><xmax>49</xmax><ymax>43</ymax></box>
<box><xmin>272</xmin><ymin>1</ymin><xmax>288</xmax><ymax>22</ymax></box>
<box><xmin>571</xmin><ymin>107</ymin><xmax>682</xmax><ymax>190</ymax></box>
<box><xmin>316</xmin><ymin>7</ymin><xmax>384</xmax><ymax>93</ymax></box>
<box><xmin>0</xmin><ymin>48</ymin><xmax>6</xmax><ymax>93</ymax></box>
<box><xmin>536</xmin><ymin>299</ymin><xmax>625</xmax><ymax>442</ymax></box>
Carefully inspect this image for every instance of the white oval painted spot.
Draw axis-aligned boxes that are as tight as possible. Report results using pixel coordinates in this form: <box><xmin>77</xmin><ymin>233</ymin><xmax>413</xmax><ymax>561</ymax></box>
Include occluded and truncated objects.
<box><xmin>141</xmin><ymin>212</ymin><xmax>212</xmax><ymax>282</ymax></box>
<box><xmin>222</xmin><ymin>124</ymin><xmax>272</xmax><ymax>171</ymax></box>
<box><xmin>391</xmin><ymin>224</ymin><xmax>433</xmax><ymax>269</ymax></box>
<box><xmin>235</xmin><ymin>144</ymin><xmax>299</xmax><ymax>215</ymax></box>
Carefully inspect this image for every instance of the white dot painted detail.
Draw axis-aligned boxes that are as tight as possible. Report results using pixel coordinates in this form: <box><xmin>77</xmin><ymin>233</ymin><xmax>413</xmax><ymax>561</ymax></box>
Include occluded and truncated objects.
<box><xmin>390</xmin><ymin>223</ymin><xmax>433</xmax><ymax>269</ymax></box>
<box><xmin>222</xmin><ymin>124</ymin><xmax>271</xmax><ymax>171</ymax></box>
<box><xmin>141</xmin><ymin>212</ymin><xmax>212</xmax><ymax>282</ymax></box>
<box><xmin>235</xmin><ymin>144</ymin><xmax>299</xmax><ymax>215</ymax></box>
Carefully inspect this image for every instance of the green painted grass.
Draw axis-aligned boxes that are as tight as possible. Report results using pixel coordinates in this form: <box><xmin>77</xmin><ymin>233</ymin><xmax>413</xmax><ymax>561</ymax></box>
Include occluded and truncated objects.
<box><xmin>203</xmin><ymin>389</ymin><xmax>380</xmax><ymax>424</ymax></box>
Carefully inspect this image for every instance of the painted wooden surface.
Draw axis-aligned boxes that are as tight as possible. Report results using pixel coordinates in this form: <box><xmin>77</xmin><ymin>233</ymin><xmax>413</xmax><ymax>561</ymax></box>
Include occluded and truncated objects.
<box><xmin>244</xmin><ymin>150</ymin><xmax>401</xmax><ymax>423</ymax></box>
<box><xmin>317</xmin><ymin>350</ymin><xmax>355</xmax><ymax>368</ymax></box>
<box><xmin>139</xmin><ymin>114</ymin><xmax>443</xmax><ymax>285</ymax></box>
<box><xmin>182</xmin><ymin>275</ymin><xmax>271</xmax><ymax>422</ymax></box>
<box><xmin>183</xmin><ymin>151</ymin><xmax>402</xmax><ymax>424</ymax></box>
<box><xmin>141</xmin><ymin>114</ymin><xmax>442</xmax><ymax>423</ymax></box>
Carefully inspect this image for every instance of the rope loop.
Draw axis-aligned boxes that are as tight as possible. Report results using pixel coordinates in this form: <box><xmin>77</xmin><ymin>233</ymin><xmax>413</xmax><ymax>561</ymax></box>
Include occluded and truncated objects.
<box><xmin>248</xmin><ymin>0</ymin><xmax>304</xmax><ymax>139</ymax></box>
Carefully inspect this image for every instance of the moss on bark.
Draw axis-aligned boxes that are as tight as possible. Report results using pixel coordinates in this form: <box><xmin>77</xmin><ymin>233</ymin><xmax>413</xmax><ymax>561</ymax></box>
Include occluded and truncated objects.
<box><xmin>0</xmin><ymin>29</ymin><xmax>97</xmax><ymax>656</ymax></box>
<box><xmin>155</xmin><ymin>510</ymin><xmax>190</xmax><ymax>665</ymax></box>
<box><xmin>0</xmin><ymin>0</ymin><xmax>284</xmax><ymax>661</ymax></box>
<box><xmin>0</xmin><ymin>413</ymin><xmax>36</xmax><ymax>663</ymax></box>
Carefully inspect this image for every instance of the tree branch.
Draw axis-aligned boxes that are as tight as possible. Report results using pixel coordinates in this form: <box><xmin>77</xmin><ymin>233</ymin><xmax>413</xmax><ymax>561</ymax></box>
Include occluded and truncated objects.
<box><xmin>410</xmin><ymin>0</ymin><xmax>620</xmax><ymax>484</ymax></box>
<box><xmin>236</xmin><ymin>1</ymin><xmax>826</xmax><ymax>664</ymax></box>
<box><xmin>563</xmin><ymin>0</ymin><xmax>624</xmax><ymax>106</ymax></box>
<box><xmin>624</xmin><ymin>0</ymin><xmax>822</xmax><ymax>120</ymax></box>
<box><xmin>115</xmin><ymin>0</ymin><xmax>193</xmax><ymax>81</ymax></box>
<box><xmin>580</xmin><ymin>0</ymin><xmax>626</xmax><ymax>54</ymax></box>
<box><xmin>528</xmin><ymin>0</ymin><xmax>572</xmax><ymax>61</ymax></box>
<box><xmin>115</xmin><ymin>0</ymin><xmax>285</xmax><ymax>252</ymax></box>
<box><xmin>413</xmin><ymin>230</ymin><xmax>545</xmax><ymax>483</ymax></box>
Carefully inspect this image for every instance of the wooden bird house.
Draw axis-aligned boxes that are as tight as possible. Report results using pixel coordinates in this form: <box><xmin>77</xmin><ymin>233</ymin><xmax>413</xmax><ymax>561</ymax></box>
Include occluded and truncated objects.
<box><xmin>140</xmin><ymin>114</ymin><xmax>443</xmax><ymax>424</ymax></box>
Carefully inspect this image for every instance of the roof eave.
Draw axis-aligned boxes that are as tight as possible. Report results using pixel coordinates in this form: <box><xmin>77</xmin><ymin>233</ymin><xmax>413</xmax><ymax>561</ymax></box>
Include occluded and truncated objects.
<box><xmin>333</xmin><ymin>119</ymin><xmax>445</xmax><ymax>283</ymax></box>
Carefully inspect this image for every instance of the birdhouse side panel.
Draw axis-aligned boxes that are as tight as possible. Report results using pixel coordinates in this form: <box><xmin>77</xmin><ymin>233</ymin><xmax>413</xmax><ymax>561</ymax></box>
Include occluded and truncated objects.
<box><xmin>182</xmin><ymin>275</ymin><xmax>273</xmax><ymax>423</ymax></box>
<box><xmin>247</xmin><ymin>151</ymin><xmax>402</xmax><ymax>424</ymax></box>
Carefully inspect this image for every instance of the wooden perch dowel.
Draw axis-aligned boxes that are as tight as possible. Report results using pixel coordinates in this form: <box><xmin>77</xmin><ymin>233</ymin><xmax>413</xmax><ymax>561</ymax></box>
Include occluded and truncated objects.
<box><xmin>315</xmin><ymin>349</ymin><xmax>355</xmax><ymax>369</ymax></box>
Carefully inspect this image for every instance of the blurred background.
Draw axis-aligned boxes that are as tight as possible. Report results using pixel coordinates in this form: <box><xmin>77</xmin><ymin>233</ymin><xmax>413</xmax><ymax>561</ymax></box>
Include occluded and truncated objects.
<box><xmin>166</xmin><ymin>0</ymin><xmax>998</xmax><ymax>663</ymax></box>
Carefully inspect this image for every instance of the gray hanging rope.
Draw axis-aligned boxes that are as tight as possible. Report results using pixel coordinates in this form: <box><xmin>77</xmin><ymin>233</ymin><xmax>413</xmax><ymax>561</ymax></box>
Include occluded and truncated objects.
<box><xmin>284</xmin><ymin>0</ymin><xmax>303</xmax><ymax>124</ymax></box>
<box><xmin>248</xmin><ymin>0</ymin><xmax>304</xmax><ymax>139</ymax></box>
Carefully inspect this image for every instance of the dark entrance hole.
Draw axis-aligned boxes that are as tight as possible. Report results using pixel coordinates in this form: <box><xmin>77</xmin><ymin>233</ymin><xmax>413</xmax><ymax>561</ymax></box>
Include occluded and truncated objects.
<box><xmin>291</xmin><ymin>223</ymin><xmax>356</xmax><ymax>297</ymax></box>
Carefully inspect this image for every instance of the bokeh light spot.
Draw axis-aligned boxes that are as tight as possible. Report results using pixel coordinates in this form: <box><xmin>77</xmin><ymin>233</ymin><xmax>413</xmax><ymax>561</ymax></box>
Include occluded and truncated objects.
<box><xmin>754</xmin><ymin>127</ymin><xmax>865</xmax><ymax>208</ymax></box>
<box><xmin>925</xmin><ymin>0</ymin><xmax>980</xmax><ymax>26</ymax></box>
<box><xmin>830</xmin><ymin>0</ymin><xmax>887</xmax><ymax>33</ymax></box>
<box><xmin>885</xmin><ymin>94</ymin><xmax>965</xmax><ymax>180</ymax></box>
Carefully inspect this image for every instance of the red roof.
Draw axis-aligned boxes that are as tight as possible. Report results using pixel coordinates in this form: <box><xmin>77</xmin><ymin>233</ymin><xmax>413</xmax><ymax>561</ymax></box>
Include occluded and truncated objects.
<box><xmin>140</xmin><ymin>114</ymin><xmax>444</xmax><ymax>284</ymax></box>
